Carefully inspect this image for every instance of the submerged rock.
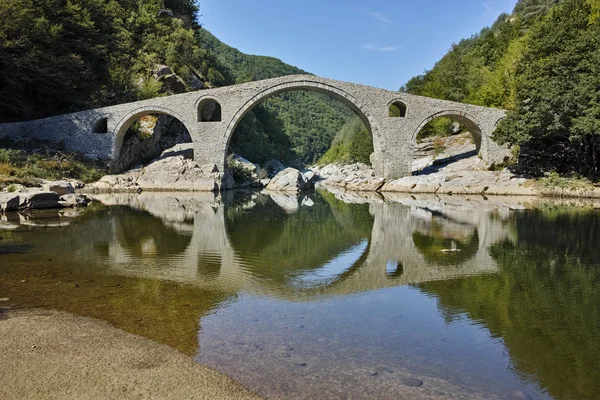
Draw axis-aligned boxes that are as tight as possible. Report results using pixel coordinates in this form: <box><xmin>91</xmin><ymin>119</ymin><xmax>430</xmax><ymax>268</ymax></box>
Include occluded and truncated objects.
<box><xmin>401</xmin><ymin>377</ymin><xmax>424</xmax><ymax>387</ymax></box>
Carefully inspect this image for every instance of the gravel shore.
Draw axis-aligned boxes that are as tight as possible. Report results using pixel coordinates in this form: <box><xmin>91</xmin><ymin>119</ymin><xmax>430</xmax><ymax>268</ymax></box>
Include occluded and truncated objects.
<box><xmin>0</xmin><ymin>308</ymin><xmax>260</xmax><ymax>400</ymax></box>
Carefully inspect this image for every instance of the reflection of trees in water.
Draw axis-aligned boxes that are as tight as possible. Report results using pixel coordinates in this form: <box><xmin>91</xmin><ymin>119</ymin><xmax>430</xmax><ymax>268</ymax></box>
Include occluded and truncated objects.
<box><xmin>417</xmin><ymin>209</ymin><xmax>600</xmax><ymax>400</ymax></box>
<box><xmin>114</xmin><ymin>207</ymin><xmax>192</xmax><ymax>258</ymax></box>
<box><xmin>225</xmin><ymin>191</ymin><xmax>374</xmax><ymax>285</ymax></box>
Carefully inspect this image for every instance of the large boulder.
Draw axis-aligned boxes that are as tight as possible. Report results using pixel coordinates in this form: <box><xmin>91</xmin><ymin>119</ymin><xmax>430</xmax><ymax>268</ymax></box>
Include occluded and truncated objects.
<box><xmin>230</xmin><ymin>155</ymin><xmax>257</xmax><ymax>173</ymax></box>
<box><xmin>18</xmin><ymin>192</ymin><xmax>61</xmax><ymax>210</ymax></box>
<box><xmin>58</xmin><ymin>193</ymin><xmax>91</xmax><ymax>208</ymax></box>
<box><xmin>0</xmin><ymin>193</ymin><xmax>20</xmax><ymax>212</ymax></box>
<box><xmin>90</xmin><ymin>155</ymin><xmax>222</xmax><ymax>192</ymax></box>
<box><xmin>42</xmin><ymin>181</ymin><xmax>75</xmax><ymax>196</ymax></box>
<box><xmin>266</xmin><ymin>168</ymin><xmax>317</xmax><ymax>192</ymax></box>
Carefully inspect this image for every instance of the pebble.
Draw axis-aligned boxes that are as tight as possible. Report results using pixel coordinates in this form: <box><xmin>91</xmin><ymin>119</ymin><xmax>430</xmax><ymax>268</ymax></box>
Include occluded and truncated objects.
<box><xmin>280</xmin><ymin>353</ymin><xmax>291</xmax><ymax>358</ymax></box>
<box><xmin>282</xmin><ymin>346</ymin><xmax>294</xmax><ymax>351</ymax></box>
<box><xmin>295</xmin><ymin>363</ymin><xmax>308</xmax><ymax>367</ymax></box>
<box><xmin>402</xmin><ymin>377</ymin><xmax>424</xmax><ymax>387</ymax></box>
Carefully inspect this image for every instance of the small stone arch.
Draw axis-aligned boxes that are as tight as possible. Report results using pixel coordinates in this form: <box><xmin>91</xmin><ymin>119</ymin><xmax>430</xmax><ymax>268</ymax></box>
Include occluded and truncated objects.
<box><xmin>91</xmin><ymin>117</ymin><xmax>108</xmax><ymax>133</ymax></box>
<box><xmin>112</xmin><ymin>106</ymin><xmax>193</xmax><ymax>165</ymax></box>
<box><xmin>196</xmin><ymin>97</ymin><xmax>222</xmax><ymax>122</ymax></box>
<box><xmin>412</xmin><ymin>110</ymin><xmax>483</xmax><ymax>152</ymax></box>
<box><xmin>388</xmin><ymin>99</ymin><xmax>408</xmax><ymax>118</ymax></box>
<box><xmin>222</xmin><ymin>79</ymin><xmax>383</xmax><ymax>170</ymax></box>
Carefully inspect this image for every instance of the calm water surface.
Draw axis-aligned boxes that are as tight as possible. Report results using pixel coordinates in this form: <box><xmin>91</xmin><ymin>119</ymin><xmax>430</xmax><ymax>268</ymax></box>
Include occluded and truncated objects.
<box><xmin>1</xmin><ymin>190</ymin><xmax>599</xmax><ymax>399</ymax></box>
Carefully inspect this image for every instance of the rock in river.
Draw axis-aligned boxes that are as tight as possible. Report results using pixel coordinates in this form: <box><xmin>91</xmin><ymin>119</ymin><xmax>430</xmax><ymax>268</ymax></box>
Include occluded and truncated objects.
<box><xmin>266</xmin><ymin>168</ymin><xmax>317</xmax><ymax>192</ymax></box>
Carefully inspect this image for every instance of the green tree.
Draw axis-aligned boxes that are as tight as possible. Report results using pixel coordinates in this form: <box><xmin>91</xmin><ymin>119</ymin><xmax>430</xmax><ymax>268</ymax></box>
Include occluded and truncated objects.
<box><xmin>494</xmin><ymin>0</ymin><xmax>600</xmax><ymax>179</ymax></box>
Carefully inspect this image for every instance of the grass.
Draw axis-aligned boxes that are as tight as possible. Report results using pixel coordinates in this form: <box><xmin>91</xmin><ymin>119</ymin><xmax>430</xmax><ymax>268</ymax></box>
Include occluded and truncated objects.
<box><xmin>0</xmin><ymin>138</ymin><xmax>109</xmax><ymax>190</ymax></box>
<box><xmin>433</xmin><ymin>137</ymin><xmax>445</xmax><ymax>158</ymax></box>
<box><xmin>535</xmin><ymin>172</ymin><xmax>600</xmax><ymax>197</ymax></box>
<box><xmin>536</xmin><ymin>172</ymin><xmax>596</xmax><ymax>190</ymax></box>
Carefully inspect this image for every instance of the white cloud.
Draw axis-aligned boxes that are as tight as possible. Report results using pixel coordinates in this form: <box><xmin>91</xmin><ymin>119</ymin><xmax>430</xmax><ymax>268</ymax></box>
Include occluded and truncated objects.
<box><xmin>356</xmin><ymin>8</ymin><xmax>392</xmax><ymax>25</ymax></box>
<box><xmin>367</xmin><ymin>11</ymin><xmax>391</xmax><ymax>24</ymax></box>
<box><xmin>362</xmin><ymin>44</ymin><xmax>403</xmax><ymax>52</ymax></box>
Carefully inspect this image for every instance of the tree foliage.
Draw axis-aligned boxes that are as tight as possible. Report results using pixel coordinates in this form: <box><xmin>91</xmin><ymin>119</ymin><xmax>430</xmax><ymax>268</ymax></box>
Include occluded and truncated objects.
<box><xmin>0</xmin><ymin>0</ymin><xmax>231</xmax><ymax>122</ymax></box>
<box><xmin>403</xmin><ymin>0</ymin><xmax>600</xmax><ymax>181</ymax></box>
<box><xmin>318</xmin><ymin>116</ymin><xmax>374</xmax><ymax>165</ymax></box>
<box><xmin>495</xmin><ymin>0</ymin><xmax>600</xmax><ymax>179</ymax></box>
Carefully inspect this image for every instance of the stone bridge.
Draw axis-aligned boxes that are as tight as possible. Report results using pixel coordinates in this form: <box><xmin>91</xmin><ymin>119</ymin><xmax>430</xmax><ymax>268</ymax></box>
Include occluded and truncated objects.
<box><xmin>0</xmin><ymin>75</ymin><xmax>508</xmax><ymax>179</ymax></box>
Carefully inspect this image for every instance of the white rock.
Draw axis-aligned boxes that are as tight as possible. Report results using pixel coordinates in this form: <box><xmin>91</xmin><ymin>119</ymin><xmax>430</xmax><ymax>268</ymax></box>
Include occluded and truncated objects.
<box><xmin>42</xmin><ymin>181</ymin><xmax>75</xmax><ymax>196</ymax></box>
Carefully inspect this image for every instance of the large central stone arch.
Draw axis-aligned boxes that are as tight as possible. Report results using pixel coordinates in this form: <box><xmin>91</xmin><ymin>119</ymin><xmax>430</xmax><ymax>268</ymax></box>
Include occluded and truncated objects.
<box><xmin>220</xmin><ymin>79</ymin><xmax>385</xmax><ymax>169</ymax></box>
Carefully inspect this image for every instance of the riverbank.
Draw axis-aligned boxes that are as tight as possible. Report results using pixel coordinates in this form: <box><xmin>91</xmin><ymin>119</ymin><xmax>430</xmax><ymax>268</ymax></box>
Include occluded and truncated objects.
<box><xmin>0</xmin><ymin>308</ymin><xmax>260</xmax><ymax>400</ymax></box>
<box><xmin>4</xmin><ymin>133</ymin><xmax>600</xmax><ymax>201</ymax></box>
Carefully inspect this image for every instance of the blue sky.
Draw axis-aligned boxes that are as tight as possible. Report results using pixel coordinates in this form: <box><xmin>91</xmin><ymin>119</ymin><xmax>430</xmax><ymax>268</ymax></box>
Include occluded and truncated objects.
<box><xmin>200</xmin><ymin>0</ymin><xmax>518</xmax><ymax>90</ymax></box>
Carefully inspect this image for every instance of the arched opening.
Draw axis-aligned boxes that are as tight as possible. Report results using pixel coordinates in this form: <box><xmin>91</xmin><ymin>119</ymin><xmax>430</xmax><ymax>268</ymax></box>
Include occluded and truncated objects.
<box><xmin>113</xmin><ymin>111</ymin><xmax>192</xmax><ymax>173</ymax></box>
<box><xmin>412</xmin><ymin>112</ymin><xmax>483</xmax><ymax>175</ymax></box>
<box><xmin>389</xmin><ymin>100</ymin><xmax>407</xmax><ymax>118</ymax></box>
<box><xmin>223</xmin><ymin>81</ymin><xmax>379</xmax><ymax>187</ymax></box>
<box><xmin>198</xmin><ymin>98</ymin><xmax>222</xmax><ymax>122</ymax></box>
<box><xmin>92</xmin><ymin>117</ymin><xmax>108</xmax><ymax>133</ymax></box>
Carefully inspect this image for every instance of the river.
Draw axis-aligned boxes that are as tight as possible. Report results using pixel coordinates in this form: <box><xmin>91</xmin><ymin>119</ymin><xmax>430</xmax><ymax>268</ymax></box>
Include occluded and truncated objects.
<box><xmin>1</xmin><ymin>190</ymin><xmax>599</xmax><ymax>399</ymax></box>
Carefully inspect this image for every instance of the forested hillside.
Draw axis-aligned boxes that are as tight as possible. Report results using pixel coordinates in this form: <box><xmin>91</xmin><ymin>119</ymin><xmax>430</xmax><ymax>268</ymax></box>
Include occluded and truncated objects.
<box><xmin>403</xmin><ymin>0</ymin><xmax>600</xmax><ymax>180</ymax></box>
<box><xmin>0</xmin><ymin>0</ymin><xmax>364</xmax><ymax>168</ymax></box>
<box><xmin>0</xmin><ymin>0</ymin><xmax>232</xmax><ymax>122</ymax></box>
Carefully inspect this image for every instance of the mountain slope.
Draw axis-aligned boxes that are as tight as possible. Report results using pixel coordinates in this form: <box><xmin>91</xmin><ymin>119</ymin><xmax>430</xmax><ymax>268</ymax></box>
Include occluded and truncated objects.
<box><xmin>401</xmin><ymin>0</ymin><xmax>564</xmax><ymax>109</ymax></box>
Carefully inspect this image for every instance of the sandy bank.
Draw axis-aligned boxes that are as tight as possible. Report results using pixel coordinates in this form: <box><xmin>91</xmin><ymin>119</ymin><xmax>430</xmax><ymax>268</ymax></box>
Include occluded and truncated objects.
<box><xmin>0</xmin><ymin>308</ymin><xmax>260</xmax><ymax>400</ymax></box>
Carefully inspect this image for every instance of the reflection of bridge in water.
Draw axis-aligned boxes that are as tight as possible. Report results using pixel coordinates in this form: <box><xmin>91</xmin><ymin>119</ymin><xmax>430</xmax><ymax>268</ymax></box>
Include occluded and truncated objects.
<box><xmin>92</xmin><ymin>191</ymin><xmax>515</xmax><ymax>301</ymax></box>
